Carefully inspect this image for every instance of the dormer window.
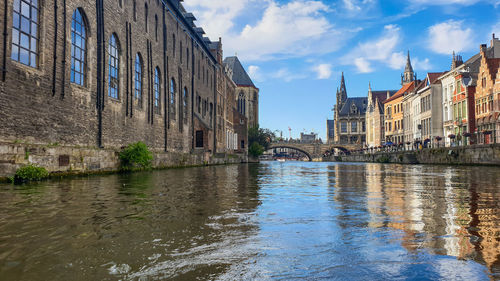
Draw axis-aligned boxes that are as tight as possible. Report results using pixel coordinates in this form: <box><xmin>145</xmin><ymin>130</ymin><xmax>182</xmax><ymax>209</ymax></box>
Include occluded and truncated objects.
<box><xmin>351</xmin><ymin>104</ymin><xmax>357</xmax><ymax>114</ymax></box>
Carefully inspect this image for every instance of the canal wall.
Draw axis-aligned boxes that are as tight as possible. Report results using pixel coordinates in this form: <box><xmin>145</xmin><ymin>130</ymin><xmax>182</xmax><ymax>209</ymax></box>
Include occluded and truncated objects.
<box><xmin>325</xmin><ymin>144</ymin><xmax>500</xmax><ymax>165</ymax></box>
<box><xmin>0</xmin><ymin>142</ymin><xmax>247</xmax><ymax>180</ymax></box>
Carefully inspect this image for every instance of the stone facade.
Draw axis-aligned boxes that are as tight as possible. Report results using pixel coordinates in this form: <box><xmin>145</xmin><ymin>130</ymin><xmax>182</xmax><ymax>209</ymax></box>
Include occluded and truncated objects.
<box><xmin>365</xmin><ymin>84</ymin><xmax>396</xmax><ymax>148</ymax></box>
<box><xmin>224</xmin><ymin>56</ymin><xmax>259</xmax><ymax>129</ymax></box>
<box><xmin>0</xmin><ymin>0</ymin><xmax>255</xmax><ymax>167</ymax></box>
<box><xmin>330</xmin><ymin>73</ymin><xmax>367</xmax><ymax>145</ymax></box>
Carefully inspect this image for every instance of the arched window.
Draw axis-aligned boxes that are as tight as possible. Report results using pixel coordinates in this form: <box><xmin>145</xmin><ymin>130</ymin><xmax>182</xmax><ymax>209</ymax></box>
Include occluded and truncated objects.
<box><xmin>180</xmin><ymin>41</ymin><xmax>183</xmax><ymax>63</ymax></box>
<box><xmin>170</xmin><ymin>78</ymin><xmax>176</xmax><ymax>118</ymax></box>
<box><xmin>183</xmin><ymin>87</ymin><xmax>188</xmax><ymax>121</ymax></box>
<box><xmin>154</xmin><ymin>67</ymin><xmax>161</xmax><ymax>113</ymax></box>
<box><xmin>108</xmin><ymin>34</ymin><xmax>120</xmax><ymax>99</ymax></box>
<box><xmin>71</xmin><ymin>9</ymin><xmax>87</xmax><ymax>86</ymax></box>
<box><xmin>238</xmin><ymin>92</ymin><xmax>246</xmax><ymax>115</ymax></box>
<box><xmin>11</xmin><ymin>0</ymin><xmax>39</xmax><ymax>67</ymax></box>
<box><xmin>134</xmin><ymin>53</ymin><xmax>143</xmax><ymax>102</ymax></box>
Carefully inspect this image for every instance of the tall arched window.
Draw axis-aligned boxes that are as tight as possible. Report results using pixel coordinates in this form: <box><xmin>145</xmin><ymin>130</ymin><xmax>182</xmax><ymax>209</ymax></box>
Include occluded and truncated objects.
<box><xmin>11</xmin><ymin>0</ymin><xmax>39</xmax><ymax>67</ymax></box>
<box><xmin>154</xmin><ymin>67</ymin><xmax>161</xmax><ymax>113</ymax></box>
<box><xmin>238</xmin><ymin>92</ymin><xmax>246</xmax><ymax>115</ymax></box>
<box><xmin>71</xmin><ymin>9</ymin><xmax>87</xmax><ymax>86</ymax></box>
<box><xmin>170</xmin><ymin>78</ymin><xmax>176</xmax><ymax>118</ymax></box>
<box><xmin>108</xmin><ymin>34</ymin><xmax>120</xmax><ymax>99</ymax></box>
<box><xmin>134</xmin><ymin>53</ymin><xmax>143</xmax><ymax>102</ymax></box>
<box><xmin>183</xmin><ymin>87</ymin><xmax>188</xmax><ymax>121</ymax></box>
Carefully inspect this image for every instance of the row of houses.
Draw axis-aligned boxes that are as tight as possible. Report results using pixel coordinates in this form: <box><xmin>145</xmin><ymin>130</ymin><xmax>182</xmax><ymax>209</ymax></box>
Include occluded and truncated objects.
<box><xmin>0</xmin><ymin>0</ymin><xmax>258</xmax><ymax>155</ymax></box>
<box><xmin>328</xmin><ymin>34</ymin><xmax>500</xmax><ymax>149</ymax></box>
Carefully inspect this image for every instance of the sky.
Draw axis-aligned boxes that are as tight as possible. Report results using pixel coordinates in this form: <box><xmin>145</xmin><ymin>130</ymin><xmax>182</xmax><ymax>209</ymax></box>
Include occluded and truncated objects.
<box><xmin>183</xmin><ymin>0</ymin><xmax>500</xmax><ymax>140</ymax></box>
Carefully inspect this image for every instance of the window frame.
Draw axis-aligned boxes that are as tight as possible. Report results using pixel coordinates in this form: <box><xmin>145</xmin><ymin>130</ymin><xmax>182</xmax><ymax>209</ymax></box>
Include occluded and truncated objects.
<box><xmin>11</xmin><ymin>0</ymin><xmax>40</xmax><ymax>68</ymax></box>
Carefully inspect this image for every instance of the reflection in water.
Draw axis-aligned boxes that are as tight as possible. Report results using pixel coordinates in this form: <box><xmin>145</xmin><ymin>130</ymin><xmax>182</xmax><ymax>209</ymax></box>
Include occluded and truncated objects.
<box><xmin>0</xmin><ymin>162</ymin><xmax>499</xmax><ymax>280</ymax></box>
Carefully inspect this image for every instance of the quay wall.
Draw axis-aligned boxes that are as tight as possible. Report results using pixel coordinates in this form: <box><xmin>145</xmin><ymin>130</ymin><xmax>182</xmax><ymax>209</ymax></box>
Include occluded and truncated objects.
<box><xmin>0</xmin><ymin>142</ymin><xmax>246</xmax><ymax>180</ymax></box>
<box><xmin>325</xmin><ymin>144</ymin><xmax>500</xmax><ymax>165</ymax></box>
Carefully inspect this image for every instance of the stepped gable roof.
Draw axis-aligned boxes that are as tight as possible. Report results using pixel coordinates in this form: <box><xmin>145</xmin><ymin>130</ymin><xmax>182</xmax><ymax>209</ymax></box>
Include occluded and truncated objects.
<box><xmin>484</xmin><ymin>57</ymin><xmax>500</xmax><ymax>80</ymax></box>
<box><xmin>223</xmin><ymin>56</ymin><xmax>256</xmax><ymax>88</ymax></box>
<box><xmin>383</xmin><ymin>81</ymin><xmax>416</xmax><ymax>104</ymax></box>
<box><xmin>338</xmin><ymin>97</ymin><xmax>368</xmax><ymax>116</ymax></box>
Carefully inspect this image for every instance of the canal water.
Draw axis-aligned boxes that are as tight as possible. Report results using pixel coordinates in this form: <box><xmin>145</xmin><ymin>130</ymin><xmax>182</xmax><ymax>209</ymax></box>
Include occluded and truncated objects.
<box><xmin>0</xmin><ymin>162</ymin><xmax>499</xmax><ymax>280</ymax></box>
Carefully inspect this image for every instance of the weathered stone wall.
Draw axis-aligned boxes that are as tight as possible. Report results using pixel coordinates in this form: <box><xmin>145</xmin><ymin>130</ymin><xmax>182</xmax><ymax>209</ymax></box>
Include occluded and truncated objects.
<box><xmin>326</xmin><ymin>144</ymin><xmax>500</xmax><ymax>165</ymax></box>
<box><xmin>0</xmin><ymin>0</ymin><xmax>217</xmax><ymax>154</ymax></box>
<box><xmin>0</xmin><ymin>141</ymin><xmax>246</xmax><ymax>179</ymax></box>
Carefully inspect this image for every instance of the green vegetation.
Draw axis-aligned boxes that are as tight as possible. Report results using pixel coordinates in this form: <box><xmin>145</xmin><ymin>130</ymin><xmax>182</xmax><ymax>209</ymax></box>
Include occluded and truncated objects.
<box><xmin>119</xmin><ymin>141</ymin><xmax>153</xmax><ymax>171</ymax></box>
<box><xmin>13</xmin><ymin>164</ymin><xmax>49</xmax><ymax>183</ymax></box>
<box><xmin>249</xmin><ymin>142</ymin><xmax>265</xmax><ymax>158</ymax></box>
<box><xmin>248</xmin><ymin>126</ymin><xmax>275</xmax><ymax>157</ymax></box>
<box><xmin>376</xmin><ymin>156</ymin><xmax>391</xmax><ymax>163</ymax></box>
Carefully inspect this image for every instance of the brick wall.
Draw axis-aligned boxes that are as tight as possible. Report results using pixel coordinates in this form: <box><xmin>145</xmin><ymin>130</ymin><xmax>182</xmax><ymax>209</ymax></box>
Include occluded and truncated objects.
<box><xmin>0</xmin><ymin>0</ymin><xmax>225</xmax><ymax>155</ymax></box>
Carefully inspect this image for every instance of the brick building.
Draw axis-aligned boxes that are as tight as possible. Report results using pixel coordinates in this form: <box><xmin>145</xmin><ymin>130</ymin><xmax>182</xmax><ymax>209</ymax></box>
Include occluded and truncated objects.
<box><xmin>0</xmin><ymin>0</ymin><xmax>253</xmax><ymax>156</ymax></box>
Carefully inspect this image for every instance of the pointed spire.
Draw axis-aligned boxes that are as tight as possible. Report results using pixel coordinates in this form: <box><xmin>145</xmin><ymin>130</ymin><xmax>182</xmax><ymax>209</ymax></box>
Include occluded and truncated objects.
<box><xmin>402</xmin><ymin>50</ymin><xmax>414</xmax><ymax>85</ymax></box>
<box><xmin>405</xmin><ymin>50</ymin><xmax>413</xmax><ymax>73</ymax></box>
<box><xmin>339</xmin><ymin>72</ymin><xmax>347</xmax><ymax>102</ymax></box>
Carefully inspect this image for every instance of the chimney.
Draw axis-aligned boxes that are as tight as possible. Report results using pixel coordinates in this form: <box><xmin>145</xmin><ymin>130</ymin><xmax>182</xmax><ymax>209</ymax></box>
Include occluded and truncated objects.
<box><xmin>480</xmin><ymin>44</ymin><xmax>488</xmax><ymax>57</ymax></box>
<box><xmin>491</xmin><ymin>33</ymin><xmax>500</xmax><ymax>58</ymax></box>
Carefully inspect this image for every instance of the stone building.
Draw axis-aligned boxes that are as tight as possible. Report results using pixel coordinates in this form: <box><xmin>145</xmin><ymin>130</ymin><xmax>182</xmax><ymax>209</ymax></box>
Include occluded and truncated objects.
<box><xmin>365</xmin><ymin>83</ymin><xmax>397</xmax><ymax>148</ymax></box>
<box><xmin>0</xmin><ymin>0</ymin><xmax>252</xmax><ymax>157</ymax></box>
<box><xmin>330</xmin><ymin>73</ymin><xmax>367</xmax><ymax>145</ymax></box>
<box><xmin>416</xmin><ymin>73</ymin><xmax>445</xmax><ymax>147</ymax></box>
<box><xmin>223</xmin><ymin>56</ymin><xmax>259</xmax><ymax>129</ymax></box>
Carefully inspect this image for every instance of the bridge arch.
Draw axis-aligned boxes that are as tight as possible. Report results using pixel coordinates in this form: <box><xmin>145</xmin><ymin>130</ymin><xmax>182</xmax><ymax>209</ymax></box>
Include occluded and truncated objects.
<box><xmin>325</xmin><ymin>146</ymin><xmax>351</xmax><ymax>155</ymax></box>
<box><xmin>267</xmin><ymin>145</ymin><xmax>313</xmax><ymax>161</ymax></box>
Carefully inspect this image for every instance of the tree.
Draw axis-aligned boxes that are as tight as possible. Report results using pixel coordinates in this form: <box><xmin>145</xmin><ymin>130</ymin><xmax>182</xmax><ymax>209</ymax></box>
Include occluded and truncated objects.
<box><xmin>248</xmin><ymin>126</ymin><xmax>275</xmax><ymax>157</ymax></box>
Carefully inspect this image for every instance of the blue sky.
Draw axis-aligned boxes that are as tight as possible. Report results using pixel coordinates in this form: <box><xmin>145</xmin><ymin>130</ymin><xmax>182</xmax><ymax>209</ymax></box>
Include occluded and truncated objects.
<box><xmin>184</xmin><ymin>0</ymin><xmax>500</xmax><ymax>140</ymax></box>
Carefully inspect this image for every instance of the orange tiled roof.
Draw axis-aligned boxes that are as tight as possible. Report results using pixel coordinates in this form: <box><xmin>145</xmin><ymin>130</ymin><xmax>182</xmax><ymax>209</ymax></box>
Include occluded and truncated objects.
<box><xmin>383</xmin><ymin>81</ymin><xmax>416</xmax><ymax>104</ymax></box>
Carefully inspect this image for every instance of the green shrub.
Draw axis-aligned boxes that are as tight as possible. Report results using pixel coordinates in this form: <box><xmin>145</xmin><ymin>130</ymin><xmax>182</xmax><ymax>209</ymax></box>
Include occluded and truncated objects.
<box><xmin>248</xmin><ymin>142</ymin><xmax>264</xmax><ymax>158</ymax></box>
<box><xmin>119</xmin><ymin>142</ymin><xmax>153</xmax><ymax>171</ymax></box>
<box><xmin>376</xmin><ymin>156</ymin><xmax>390</xmax><ymax>163</ymax></box>
<box><xmin>14</xmin><ymin>164</ymin><xmax>49</xmax><ymax>183</ymax></box>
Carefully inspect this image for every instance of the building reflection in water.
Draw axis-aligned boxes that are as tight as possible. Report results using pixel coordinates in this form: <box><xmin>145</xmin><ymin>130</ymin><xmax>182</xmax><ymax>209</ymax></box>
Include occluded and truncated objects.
<box><xmin>328</xmin><ymin>163</ymin><xmax>500</xmax><ymax>276</ymax></box>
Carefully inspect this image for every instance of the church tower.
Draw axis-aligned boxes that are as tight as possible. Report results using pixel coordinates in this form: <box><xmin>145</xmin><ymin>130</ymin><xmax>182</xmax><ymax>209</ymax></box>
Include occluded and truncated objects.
<box><xmin>336</xmin><ymin>72</ymin><xmax>348</xmax><ymax>109</ymax></box>
<box><xmin>401</xmin><ymin>51</ymin><xmax>415</xmax><ymax>85</ymax></box>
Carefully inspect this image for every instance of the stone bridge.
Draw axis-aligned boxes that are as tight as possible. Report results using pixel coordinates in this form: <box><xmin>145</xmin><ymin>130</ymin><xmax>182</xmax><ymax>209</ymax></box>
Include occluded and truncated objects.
<box><xmin>268</xmin><ymin>142</ymin><xmax>361</xmax><ymax>161</ymax></box>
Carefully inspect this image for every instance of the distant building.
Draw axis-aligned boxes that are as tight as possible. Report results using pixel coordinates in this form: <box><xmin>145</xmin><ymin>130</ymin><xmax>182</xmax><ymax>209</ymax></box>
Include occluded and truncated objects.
<box><xmin>329</xmin><ymin>73</ymin><xmax>368</xmax><ymax>145</ymax></box>
<box><xmin>384</xmin><ymin>52</ymin><xmax>418</xmax><ymax>144</ymax></box>
<box><xmin>365</xmin><ymin>83</ymin><xmax>397</xmax><ymax>147</ymax></box>
<box><xmin>300</xmin><ymin>132</ymin><xmax>318</xmax><ymax>143</ymax></box>
<box><xmin>224</xmin><ymin>57</ymin><xmax>259</xmax><ymax>129</ymax></box>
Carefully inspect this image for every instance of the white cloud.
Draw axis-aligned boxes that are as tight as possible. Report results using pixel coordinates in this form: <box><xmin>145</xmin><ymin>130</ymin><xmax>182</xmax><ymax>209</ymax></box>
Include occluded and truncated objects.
<box><xmin>313</xmin><ymin>64</ymin><xmax>333</xmax><ymax>79</ymax></box>
<box><xmin>427</xmin><ymin>20</ymin><xmax>474</xmax><ymax>55</ymax></box>
<box><xmin>271</xmin><ymin>68</ymin><xmax>307</xmax><ymax>82</ymax></box>
<box><xmin>342</xmin><ymin>25</ymin><xmax>401</xmax><ymax>73</ymax></box>
<box><xmin>248</xmin><ymin>65</ymin><xmax>264</xmax><ymax>82</ymax></box>
<box><xmin>184</xmin><ymin>0</ymin><xmax>355</xmax><ymax>61</ymax></box>
<box><xmin>354</xmin><ymin>58</ymin><xmax>373</xmax><ymax>73</ymax></box>
<box><xmin>407</xmin><ymin>0</ymin><xmax>482</xmax><ymax>5</ymax></box>
<box><xmin>342</xmin><ymin>25</ymin><xmax>431</xmax><ymax>73</ymax></box>
<box><xmin>413</xmin><ymin>58</ymin><xmax>433</xmax><ymax>71</ymax></box>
